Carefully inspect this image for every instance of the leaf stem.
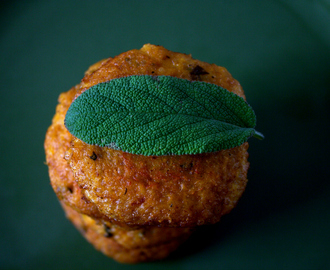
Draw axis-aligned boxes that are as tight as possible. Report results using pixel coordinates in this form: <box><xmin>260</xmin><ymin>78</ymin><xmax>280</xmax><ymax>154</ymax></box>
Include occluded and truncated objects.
<box><xmin>253</xmin><ymin>131</ymin><xmax>264</xmax><ymax>140</ymax></box>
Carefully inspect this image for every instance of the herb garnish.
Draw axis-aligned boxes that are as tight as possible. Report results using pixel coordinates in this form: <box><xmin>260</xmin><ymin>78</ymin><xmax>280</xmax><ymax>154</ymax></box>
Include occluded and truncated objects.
<box><xmin>65</xmin><ymin>75</ymin><xmax>263</xmax><ymax>156</ymax></box>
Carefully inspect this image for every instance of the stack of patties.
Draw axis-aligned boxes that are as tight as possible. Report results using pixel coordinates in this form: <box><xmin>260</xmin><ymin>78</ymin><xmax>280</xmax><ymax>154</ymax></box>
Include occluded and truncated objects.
<box><xmin>44</xmin><ymin>44</ymin><xmax>250</xmax><ymax>263</ymax></box>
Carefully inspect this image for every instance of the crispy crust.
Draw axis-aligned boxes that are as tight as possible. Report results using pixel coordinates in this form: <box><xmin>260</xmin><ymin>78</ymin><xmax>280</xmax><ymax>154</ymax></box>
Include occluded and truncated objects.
<box><xmin>62</xmin><ymin>203</ymin><xmax>192</xmax><ymax>263</ymax></box>
<box><xmin>66</xmin><ymin>138</ymin><xmax>249</xmax><ymax>227</ymax></box>
<box><xmin>44</xmin><ymin>44</ymin><xmax>249</xmax><ymax>262</ymax></box>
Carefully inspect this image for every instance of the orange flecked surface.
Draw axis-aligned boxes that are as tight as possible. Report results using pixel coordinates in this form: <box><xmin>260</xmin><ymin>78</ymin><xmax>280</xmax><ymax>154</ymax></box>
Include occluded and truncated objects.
<box><xmin>66</xmin><ymin>138</ymin><xmax>249</xmax><ymax>227</ymax></box>
<box><xmin>44</xmin><ymin>44</ymin><xmax>249</xmax><ymax>263</ymax></box>
<box><xmin>62</xmin><ymin>203</ymin><xmax>192</xmax><ymax>264</ymax></box>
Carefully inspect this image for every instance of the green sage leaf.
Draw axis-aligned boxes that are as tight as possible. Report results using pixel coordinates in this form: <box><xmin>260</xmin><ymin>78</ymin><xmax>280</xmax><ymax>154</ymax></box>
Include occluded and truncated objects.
<box><xmin>65</xmin><ymin>75</ymin><xmax>263</xmax><ymax>156</ymax></box>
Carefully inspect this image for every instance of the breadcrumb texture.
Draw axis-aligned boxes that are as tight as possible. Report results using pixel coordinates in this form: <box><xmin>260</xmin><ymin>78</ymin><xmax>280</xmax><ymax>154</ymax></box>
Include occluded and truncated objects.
<box><xmin>62</xmin><ymin>202</ymin><xmax>192</xmax><ymax>264</ymax></box>
<box><xmin>44</xmin><ymin>44</ymin><xmax>249</xmax><ymax>263</ymax></box>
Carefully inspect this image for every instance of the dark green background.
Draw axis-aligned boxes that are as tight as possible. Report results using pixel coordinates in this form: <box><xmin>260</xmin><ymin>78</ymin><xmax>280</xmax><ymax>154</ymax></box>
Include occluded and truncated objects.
<box><xmin>1</xmin><ymin>0</ymin><xmax>329</xmax><ymax>269</ymax></box>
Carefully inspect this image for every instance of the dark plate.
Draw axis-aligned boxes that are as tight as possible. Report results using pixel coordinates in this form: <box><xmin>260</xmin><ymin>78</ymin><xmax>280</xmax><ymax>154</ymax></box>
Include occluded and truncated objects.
<box><xmin>1</xmin><ymin>1</ymin><xmax>329</xmax><ymax>269</ymax></box>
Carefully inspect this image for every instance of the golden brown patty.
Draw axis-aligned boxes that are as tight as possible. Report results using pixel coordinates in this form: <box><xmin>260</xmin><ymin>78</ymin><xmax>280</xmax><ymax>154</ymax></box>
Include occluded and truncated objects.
<box><xmin>61</xmin><ymin>203</ymin><xmax>192</xmax><ymax>264</ymax></box>
<box><xmin>66</xmin><ymin>138</ymin><xmax>249</xmax><ymax>227</ymax></box>
<box><xmin>44</xmin><ymin>44</ymin><xmax>250</xmax><ymax>262</ymax></box>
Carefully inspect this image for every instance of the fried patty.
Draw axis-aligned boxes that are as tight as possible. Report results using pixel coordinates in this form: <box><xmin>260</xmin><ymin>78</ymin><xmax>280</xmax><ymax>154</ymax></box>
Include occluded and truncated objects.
<box><xmin>44</xmin><ymin>44</ymin><xmax>250</xmax><ymax>262</ymax></box>
<box><xmin>66</xmin><ymin>138</ymin><xmax>249</xmax><ymax>227</ymax></box>
<box><xmin>61</xmin><ymin>203</ymin><xmax>192</xmax><ymax>263</ymax></box>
